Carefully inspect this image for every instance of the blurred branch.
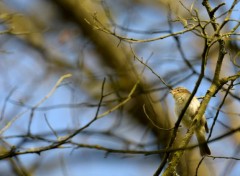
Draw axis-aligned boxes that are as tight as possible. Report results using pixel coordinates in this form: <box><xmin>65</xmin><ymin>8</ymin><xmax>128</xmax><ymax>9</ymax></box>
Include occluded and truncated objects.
<box><xmin>52</xmin><ymin>0</ymin><xmax>170</xmax><ymax>151</ymax></box>
<box><xmin>0</xmin><ymin>73</ymin><xmax>72</xmax><ymax>135</ymax></box>
<box><xmin>0</xmin><ymin>78</ymin><xmax>142</xmax><ymax>159</ymax></box>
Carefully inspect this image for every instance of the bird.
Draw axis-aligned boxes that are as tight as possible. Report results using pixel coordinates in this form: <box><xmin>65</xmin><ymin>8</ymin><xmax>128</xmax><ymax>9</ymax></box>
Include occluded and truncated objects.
<box><xmin>170</xmin><ymin>87</ymin><xmax>211</xmax><ymax>156</ymax></box>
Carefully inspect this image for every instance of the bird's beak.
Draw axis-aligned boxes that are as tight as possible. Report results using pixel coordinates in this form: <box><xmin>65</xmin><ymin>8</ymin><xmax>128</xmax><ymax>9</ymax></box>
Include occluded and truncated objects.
<box><xmin>169</xmin><ymin>90</ymin><xmax>173</xmax><ymax>94</ymax></box>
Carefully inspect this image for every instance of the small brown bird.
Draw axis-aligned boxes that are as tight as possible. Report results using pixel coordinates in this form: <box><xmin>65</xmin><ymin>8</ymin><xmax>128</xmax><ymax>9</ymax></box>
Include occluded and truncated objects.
<box><xmin>170</xmin><ymin>87</ymin><xmax>211</xmax><ymax>156</ymax></box>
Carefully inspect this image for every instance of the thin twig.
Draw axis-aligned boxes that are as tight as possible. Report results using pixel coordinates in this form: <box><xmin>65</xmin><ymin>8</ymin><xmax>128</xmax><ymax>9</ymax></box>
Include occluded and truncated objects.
<box><xmin>130</xmin><ymin>45</ymin><xmax>171</xmax><ymax>89</ymax></box>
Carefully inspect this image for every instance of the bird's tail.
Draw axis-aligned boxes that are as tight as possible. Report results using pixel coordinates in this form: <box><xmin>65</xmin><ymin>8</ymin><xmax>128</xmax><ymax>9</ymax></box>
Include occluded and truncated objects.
<box><xmin>199</xmin><ymin>142</ymin><xmax>211</xmax><ymax>156</ymax></box>
<box><xmin>196</xmin><ymin>131</ymin><xmax>211</xmax><ymax>156</ymax></box>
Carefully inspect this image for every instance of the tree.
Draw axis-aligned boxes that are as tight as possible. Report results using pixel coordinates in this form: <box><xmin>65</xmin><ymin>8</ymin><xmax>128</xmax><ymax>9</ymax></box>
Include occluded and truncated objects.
<box><xmin>0</xmin><ymin>0</ymin><xmax>240</xmax><ymax>175</ymax></box>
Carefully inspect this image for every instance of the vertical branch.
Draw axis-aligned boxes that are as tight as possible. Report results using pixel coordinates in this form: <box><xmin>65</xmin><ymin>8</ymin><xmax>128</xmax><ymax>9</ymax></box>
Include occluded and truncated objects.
<box><xmin>154</xmin><ymin>32</ymin><xmax>210</xmax><ymax>176</ymax></box>
<box><xmin>157</xmin><ymin>0</ymin><xmax>237</xmax><ymax>175</ymax></box>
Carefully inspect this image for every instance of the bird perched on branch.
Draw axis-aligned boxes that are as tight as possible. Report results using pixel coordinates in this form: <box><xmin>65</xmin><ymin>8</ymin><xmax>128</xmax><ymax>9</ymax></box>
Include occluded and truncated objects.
<box><xmin>170</xmin><ymin>87</ymin><xmax>211</xmax><ymax>156</ymax></box>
